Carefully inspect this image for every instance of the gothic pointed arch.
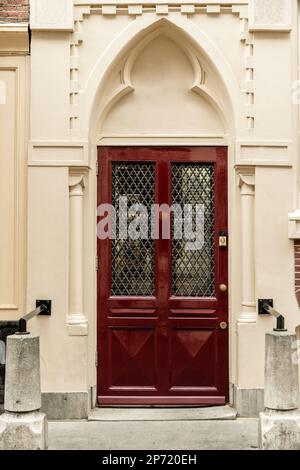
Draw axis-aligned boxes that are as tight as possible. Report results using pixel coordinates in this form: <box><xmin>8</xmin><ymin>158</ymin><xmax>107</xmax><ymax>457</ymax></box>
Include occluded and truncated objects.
<box><xmin>83</xmin><ymin>16</ymin><xmax>240</xmax><ymax>140</ymax></box>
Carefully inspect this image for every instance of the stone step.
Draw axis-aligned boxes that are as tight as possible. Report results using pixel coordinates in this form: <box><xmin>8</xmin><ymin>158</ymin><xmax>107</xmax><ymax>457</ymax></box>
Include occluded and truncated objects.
<box><xmin>88</xmin><ymin>405</ymin><xmax>237</xmax><ymax>422</ymax></box>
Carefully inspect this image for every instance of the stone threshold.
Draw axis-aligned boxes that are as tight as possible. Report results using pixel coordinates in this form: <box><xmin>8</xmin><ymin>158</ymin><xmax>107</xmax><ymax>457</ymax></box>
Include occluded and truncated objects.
<box><xmin>88</xmin><ymin>405</ymin><xmax>237</xmax><ymax>421</ymax></box>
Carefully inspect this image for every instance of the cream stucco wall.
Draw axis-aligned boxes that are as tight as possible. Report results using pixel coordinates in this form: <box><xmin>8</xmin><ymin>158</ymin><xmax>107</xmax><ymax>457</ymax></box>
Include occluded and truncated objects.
<box><xmin>15</xmin><ymin>0</ymin><xmax>300</xmax><ymax>409</ymax></box>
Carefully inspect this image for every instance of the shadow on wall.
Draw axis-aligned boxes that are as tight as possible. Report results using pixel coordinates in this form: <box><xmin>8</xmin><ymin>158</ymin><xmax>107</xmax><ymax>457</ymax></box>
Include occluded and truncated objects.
<box><xmin>0</xmin><ymin>323</ymin><xmax>19</xmax><ymax>404</ymax></box>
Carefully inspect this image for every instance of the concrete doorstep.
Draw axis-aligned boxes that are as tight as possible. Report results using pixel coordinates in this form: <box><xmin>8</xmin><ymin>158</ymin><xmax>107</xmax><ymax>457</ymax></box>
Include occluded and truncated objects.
<box><xmin>88</xmin><ymin>405</ymin><xmax>237</xmax><ymax>422</ymax></box>
<box><xmin>52</xmin><ymin>405</ymin><xmax>251</xmax><ymax>451</ymax></box>
<box><xmin>48</xmin><ymin>406</ymin><xmax>259</xmax><ymax>451</ymax></box>
<box><xmin>48</xmin><ymin>418</ymin><xmax>258</xmax><ymax>450</ymax></box>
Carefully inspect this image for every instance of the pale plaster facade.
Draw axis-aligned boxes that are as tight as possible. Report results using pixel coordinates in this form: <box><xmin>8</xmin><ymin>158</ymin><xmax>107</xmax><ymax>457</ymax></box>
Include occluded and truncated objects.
<box><xmin>1</xmin><ymin>0</ymin><xmax>300</xmax><ymax>417</ymax></box>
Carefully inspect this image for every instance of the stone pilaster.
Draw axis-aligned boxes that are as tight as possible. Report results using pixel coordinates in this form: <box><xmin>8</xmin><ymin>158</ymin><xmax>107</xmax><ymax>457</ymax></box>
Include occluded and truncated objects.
<box><xmin>238</xmin><ymin>169</ymin><xmax>256</xmax><ymax>323</ymax></box>
<box><xmin>68</xmin><ymin>174</ymin><xmax>88</xmax><ymax>336</ymax></box>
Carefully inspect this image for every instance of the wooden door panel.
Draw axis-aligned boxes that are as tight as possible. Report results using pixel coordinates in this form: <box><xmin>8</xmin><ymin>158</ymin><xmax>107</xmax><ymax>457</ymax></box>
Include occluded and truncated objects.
<box><xmin>109</xmin><ymin>327</ymin><xmax>158</xmax><ymax>389</ymax></box>
<box><xmin>97</xmin><ymin>147</ymin><xmax>228</xmax><ymax>405</ymax></box>
<box><xmin>108</xmin><ymin>308</ymin><xmax>157</xmax><ymax>317</ymax></box>
<box><xmin>169</xmin><ymin>298</ymin><xmax>218</xmax><ymax>308</ymax></box>
<box><xmin>169</xmin><ymin>309</ymin><xmax>217</xmax><ymax>317</ymax></box>
<box><xmin>170</xmin><ymin>328</ymin><xmax>217</xmax><ymax>388</ymax></box>
<box><xmin>108</xmin><ymin>297</ymin><xmax>158</xmax><ymax>308</ymax></box>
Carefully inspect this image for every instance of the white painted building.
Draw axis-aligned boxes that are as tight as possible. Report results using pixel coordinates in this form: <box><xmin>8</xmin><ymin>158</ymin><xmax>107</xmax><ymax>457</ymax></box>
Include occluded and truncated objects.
<box><xmin>1</xmin><ymin>0</ymin><xmax>300</xmax><ymax>418</ymax></box>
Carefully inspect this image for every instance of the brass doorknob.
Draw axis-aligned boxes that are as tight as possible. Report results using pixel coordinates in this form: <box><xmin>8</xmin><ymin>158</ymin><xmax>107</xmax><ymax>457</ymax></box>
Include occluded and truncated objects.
<box><xmin>220</xmin><ymin>322</ymin><xmax>228</xmax><ymax>330</ymax></box>
<box><xmin>219</xmin><ymin>284</ymin><xmax>228</xmax><ymax>292</ymax></box>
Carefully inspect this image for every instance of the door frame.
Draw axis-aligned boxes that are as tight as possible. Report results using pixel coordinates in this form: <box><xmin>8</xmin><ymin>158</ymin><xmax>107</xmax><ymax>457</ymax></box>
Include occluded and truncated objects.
<box><xmin>96</xmin><ymin>146</ymin><xmax>229</xmax><ymax>405</ymax></box>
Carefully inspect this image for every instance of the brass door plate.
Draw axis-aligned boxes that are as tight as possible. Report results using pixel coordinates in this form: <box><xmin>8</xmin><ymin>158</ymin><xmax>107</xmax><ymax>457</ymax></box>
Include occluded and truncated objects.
<box><xmin>219</xmin><ymin>231</ymin><xmax>227</xmax><ymax>247</ymax></box>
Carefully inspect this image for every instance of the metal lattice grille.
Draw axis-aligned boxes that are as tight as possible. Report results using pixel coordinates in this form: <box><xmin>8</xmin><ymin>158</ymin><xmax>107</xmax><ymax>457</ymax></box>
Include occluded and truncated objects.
<box><xmin>111</xmin><ymin>163</ymin><xmax>155</xmax><ymax>296</ymax></box>
<box><xmin>172</xmin><ymin>164</ymin><xmax>215</xmax><ymax>297</ymax></box>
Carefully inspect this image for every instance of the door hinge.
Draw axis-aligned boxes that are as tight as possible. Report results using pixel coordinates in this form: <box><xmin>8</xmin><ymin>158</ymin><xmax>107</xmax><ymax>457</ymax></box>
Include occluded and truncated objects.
<box><xmin>96</xmin><ymin>256</ymin><xmax>99</xmax><ymax>272</ymax></box>
<box><xmin>96</xmin><ymin>159</ymin><xmax>99</xmax><ymax>176</ymax></box>
<box><xmin>95</xmin><ymin>351</ymin><xmax>99</xmax><ymax>367</ymax></box>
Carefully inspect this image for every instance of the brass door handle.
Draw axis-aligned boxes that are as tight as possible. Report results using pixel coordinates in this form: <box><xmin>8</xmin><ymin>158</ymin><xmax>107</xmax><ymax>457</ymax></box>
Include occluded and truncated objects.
<box><xmin>220</xmin><ymin>322</ymin><xmax>228</xmax><ymax>330</ymax></box>
<box><xmin>219</xmin><ymin>284</ymin><xmax>228</xmax><ymax>292</ymax></box>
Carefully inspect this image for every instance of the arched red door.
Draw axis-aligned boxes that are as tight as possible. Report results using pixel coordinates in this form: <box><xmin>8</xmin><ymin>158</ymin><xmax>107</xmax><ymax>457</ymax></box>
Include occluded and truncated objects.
<box><xmin>97</xmin><ymin>147</ymin><xmax>228</xmax><ymax>405</ymax></box>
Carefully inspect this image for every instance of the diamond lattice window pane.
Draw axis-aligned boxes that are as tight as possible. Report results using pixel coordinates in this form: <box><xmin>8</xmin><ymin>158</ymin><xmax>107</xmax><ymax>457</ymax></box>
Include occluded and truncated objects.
<box><xmin>111</xmin><ymin>162</ymin><xmax>155</xmax><ymax>296</ymax></box>
<box><xmin>172</xmin><ymin>164</ymin><xmax>215</xmax><ymax>297</ymax></box>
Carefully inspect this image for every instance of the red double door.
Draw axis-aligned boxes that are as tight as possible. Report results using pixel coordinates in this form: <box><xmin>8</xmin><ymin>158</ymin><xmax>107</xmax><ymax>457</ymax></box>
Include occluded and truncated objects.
<box><xmin>97</xmin><ymin>147</ymin><xmax>228</xmax><ymax>405</ymax></box>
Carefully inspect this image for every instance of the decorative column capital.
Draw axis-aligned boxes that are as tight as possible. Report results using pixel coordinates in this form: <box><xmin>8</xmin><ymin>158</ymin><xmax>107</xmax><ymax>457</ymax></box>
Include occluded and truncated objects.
<box><xmin>238</xmin><ymin>174</ymin><xmax>255</xmax><ymax>188</ymax></box>
<box><xmin>69</xmin><ymin>174</ymin><xmax>85</xmax><ymax>195</ymax></box>
<box><xmin>237</xmin><ymin>168</ymin><xmax>255</xmax><ymax>196</ymax></box>
<box><xmin>237</xmin><ymin>167</ymin><xmax>255</xmax><ymax>186</ymax></box>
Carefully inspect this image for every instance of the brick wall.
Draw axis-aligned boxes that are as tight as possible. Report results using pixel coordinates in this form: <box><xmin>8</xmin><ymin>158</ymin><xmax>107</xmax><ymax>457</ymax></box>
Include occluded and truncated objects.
<box><xmin>0</xmin><ymin>0</ymin><xmax>29</xmax><ymax>23</ymax></box>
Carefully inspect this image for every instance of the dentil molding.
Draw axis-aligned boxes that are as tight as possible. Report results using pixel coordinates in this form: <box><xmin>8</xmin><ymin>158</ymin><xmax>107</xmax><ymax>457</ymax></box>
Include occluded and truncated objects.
<box><xmin>69</xmin><ymin>3</ymin><xmax>253</xmax><ymax>130</ymax></box>
<box><xmin>30</xmin><ymin>1</ymin><xmax>292</xmax><ymax>33</ymax></box>
<box><xmin>31</xmin><ymin>1</ymin><xmax>249</xmax><ymax>32</ymax></box>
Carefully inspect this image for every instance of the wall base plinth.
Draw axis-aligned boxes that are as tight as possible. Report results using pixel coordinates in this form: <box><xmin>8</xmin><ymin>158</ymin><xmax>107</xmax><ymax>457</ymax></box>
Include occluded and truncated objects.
<box><xmin>232</xmin><ymin>385</ymin><xmax>264</xmax><ymax>417</ymax></box>
<box><xmin>41</xmin><ymin>392</ymin><xmax>90</xmax><ymax>419</ymax></box>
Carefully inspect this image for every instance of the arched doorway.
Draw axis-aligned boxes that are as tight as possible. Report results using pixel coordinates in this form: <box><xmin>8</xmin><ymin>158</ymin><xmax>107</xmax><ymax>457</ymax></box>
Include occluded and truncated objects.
<box><xmin>89</xmin><ymin>19</ymin><xmax>234</xmax><ymax>406</ymax></box>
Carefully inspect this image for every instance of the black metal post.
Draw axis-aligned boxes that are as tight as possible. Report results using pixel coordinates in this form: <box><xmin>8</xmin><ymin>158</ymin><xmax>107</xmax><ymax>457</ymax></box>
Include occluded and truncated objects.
<box><xmin>262</xmin><ymin>303</ymin><xmax>287</xmax><ymax>332</ymax></box>
<box><xmin>17</xmin><ymin>304</ymin><xmax>47</xmax><ymax>334</ymax></box>
<box><xmin>274</xmin><ymin>315</ymin><xmax>286</xmax><ymax>332</ymax></box>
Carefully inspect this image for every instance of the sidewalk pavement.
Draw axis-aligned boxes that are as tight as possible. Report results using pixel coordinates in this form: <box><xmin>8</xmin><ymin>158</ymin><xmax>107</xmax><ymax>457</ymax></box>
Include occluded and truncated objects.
<box><xmin>48</xmin><ymin>418</ymin><xmax>259</xmax><ymax>450</ymax></box>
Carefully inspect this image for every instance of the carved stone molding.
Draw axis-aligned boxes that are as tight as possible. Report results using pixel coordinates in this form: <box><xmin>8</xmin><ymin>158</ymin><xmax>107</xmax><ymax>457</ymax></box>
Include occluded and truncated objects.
<box><xmin>95</xmin><ymin>25</ymin><xmax>228</xmax><ymax>134</ymax></box>
<box><xmin>238</xmin><ymin>171</ymin><xmax>255</xmax><ymax>194</ymax></box>
<box><xmin>249</xmin><ymin>0</ymin><xmax>292</xmax><ymax>32</ymax></box>
<box><xmin>30</xmin><ymin>0</ymin><xmax>74</xmax><ymax>31</ymax></box>
<box><xmin>73</xmin><ymin>1</ymin><xmax>250</xmax><ymax>16</ymax></box>
<box><xmin>70</xmin><ymin>4</ymin><xmax>255</xmax><ymax>130</ymax></box>
<box><xmin>69</xmin><ymin>174</ymin><xmax>85</xmax><ymax>193</ymax></box>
